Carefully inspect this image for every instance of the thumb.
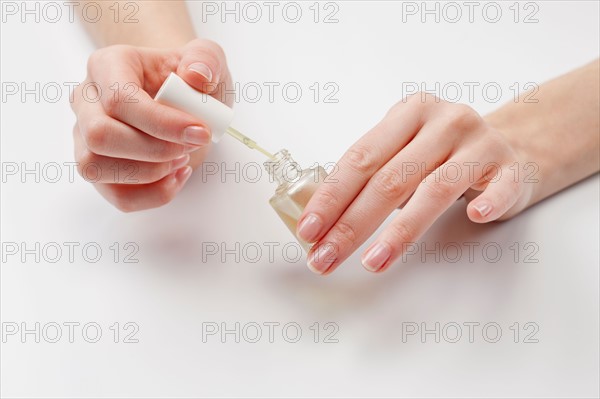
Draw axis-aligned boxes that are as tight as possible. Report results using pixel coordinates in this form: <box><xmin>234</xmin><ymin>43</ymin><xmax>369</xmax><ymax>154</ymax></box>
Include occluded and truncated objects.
<box><xmin>177</xmin><ymin>38</ymin><xmax>228</xmax><ymax>94</ymax></box>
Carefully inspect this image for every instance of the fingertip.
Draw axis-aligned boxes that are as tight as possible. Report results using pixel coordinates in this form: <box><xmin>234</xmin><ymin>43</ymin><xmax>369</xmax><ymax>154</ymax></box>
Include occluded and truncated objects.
<box><xmin>306</xmin><ymin>243</ymin><xmax>337</xmax><ymax>275</ymax></box>
<box><xmin>361</xmin><ymin>241</ymin><xmax>391</xmax><ymax>272</ymax></box>
<box><xmin>296</xmin><ymin>213</ymin><xmax>323</xmax><ymax>243</ymax></box>
<box><xmin>175</xmin><ymin>166</ymin><xmax>193</xmax><ymax>185</ymax></box>
<box><xmin>183</xmin><ymin>125</ymin><xmax>211</xmax><ymax>146</ymax></box>
<box><xmin>187</xmin><ymin>62</ymin><xmax>212</xmax><ymax>82</ymax></box>
<box><xmin>467</xmin><ymin>200</ymin><xmax>493</xmax><ymax>223</ymax></box>
<box><xmin>179</xmin><ymin>66</ymin><xmax>218</xmax><ymax>94</ymax></box>
<box><xmin>170</xmin><ymin>154</ymin><xmax>190</xmax><ymax>172</ymax></box>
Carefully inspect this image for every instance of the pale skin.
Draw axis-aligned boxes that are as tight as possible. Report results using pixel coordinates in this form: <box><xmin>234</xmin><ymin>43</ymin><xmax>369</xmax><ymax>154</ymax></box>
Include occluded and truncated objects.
<box><xmin>72</xmin><ymin>1</ymin><xmax>232</xmax><ymax>211</ymax></box>
<box><xmin>299</xmin><ymin>60</ymin><xmax>600</xmax><ymax>274</ymax></box>
<box><xmin>72</xmin><ymin>2</ymin><xmax>600</xmax><ymax>274</ymax></box>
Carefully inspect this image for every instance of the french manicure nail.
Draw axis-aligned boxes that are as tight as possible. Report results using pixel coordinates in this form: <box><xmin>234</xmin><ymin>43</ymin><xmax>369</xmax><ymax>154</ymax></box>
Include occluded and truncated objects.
<box><xmin>188</xmin><ymin>62</ymin><xmax>213</xmax><ymax>82</ymax></box>
<box><xmin>307</xmin><ymin>243</ymin><xmax>337</xmax><ymax>275</ymax></box>
<box><xmin>183</xmin><ymin>126</ymin><xmax>210</xmax><ymax>146</ymax></box>
<box><xmin>174</xmin><ymin>166</ymin><xmax>192</xmax><ymax>185</ymax></box>
<box><xmin>474</xmin><ymin>202</ymin><xmax>492</xmax><ymax>218</ymax></box>
<box><xmin>297</xmin><ymin>214</ymin><xmax>322</xmax><ymax>243</ymax></box>
<box><xmin>361</xmin><ymin>242</ymin><xmax>391</xmax><ymax>272</ymax></box>
<box><xmin>171</xmin><ymin>154</ymin><xmax>190</xmax><ymax>171</ymax></box>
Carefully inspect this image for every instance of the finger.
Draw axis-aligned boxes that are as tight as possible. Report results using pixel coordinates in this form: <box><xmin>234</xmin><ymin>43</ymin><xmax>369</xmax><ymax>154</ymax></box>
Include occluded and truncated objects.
<box><xmin>296</xmin><ymin>100</ymin><xmax>426</xmax><ymax>245</ymax></box>
<box><xmin>304</xmin><ymin>119</ymin><xmax>454</xmax><ymax>275</ymax></box>
<box><xmin>73</xmin><ymin>126</ymin><xmax>190</xmax><ymax>184</ymax></box>
<box><xmin>176</xmin><ymin>38</ymin><xmax>229</xmax><ymax>94</ymax></box>
<box><xmin>87</xmin><ymin>47</ymin><xmax>212</xmax><ymax>146</ymax></box>
<box><xmin>362</xmin><ymin>154</ymin><xmax>483</xmax><ymax>273</ymax></box>
<box><xmin>467</xmin><ymin>164</ymin><xmax>523</xmax><ymax>223</ymax></box>
<box><xmin>93</xmin><ymin>166</ymin><xmax>193</xmax><ymax>212</ymax></box>
<box><xmin>75</xmin><ymin>95</ymin><xmax>195</xmax><ymax>162</ymax></box>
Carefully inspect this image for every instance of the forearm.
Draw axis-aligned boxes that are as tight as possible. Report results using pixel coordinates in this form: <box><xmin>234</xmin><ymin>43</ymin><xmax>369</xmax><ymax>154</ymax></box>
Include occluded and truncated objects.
<box><xmin>485</xmin><ymin>59</ymin><xmax>600</xmax><ymax>207</ymax></box>
<box><xmin>80</xmin><ymin>1</ymin><xmax>196</xmax><ymax>48</ymax></box>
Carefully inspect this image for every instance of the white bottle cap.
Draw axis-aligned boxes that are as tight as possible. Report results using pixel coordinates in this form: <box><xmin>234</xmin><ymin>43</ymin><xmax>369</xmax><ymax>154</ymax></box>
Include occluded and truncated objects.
<box><xmin>154</xmin><ymin>72</ymin><xmax>233</xmax><ymax>142</ymax></box>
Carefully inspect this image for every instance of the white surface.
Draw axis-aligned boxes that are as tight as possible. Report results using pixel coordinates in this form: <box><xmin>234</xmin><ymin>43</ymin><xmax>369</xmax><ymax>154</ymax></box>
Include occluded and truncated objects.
<box><xmin>1</xmin><ymin>1</ymin><xmax>599</xmax><ymax>398</ymax></box>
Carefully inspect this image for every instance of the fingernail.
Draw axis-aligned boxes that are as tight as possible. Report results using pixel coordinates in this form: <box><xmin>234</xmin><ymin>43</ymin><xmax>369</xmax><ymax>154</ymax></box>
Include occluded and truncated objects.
<box><xmin>297</xmin><ymin>214</ymin><xmax>322</xmax><ymax>243</ymax></box>
<box><xmin>183</xmin><ymin>126</ymin><xmax>210</xmax><ymax>146</ymax></box>
<box><xmin>184</xmin><ymin>145</ymin><xmax>200</xmax><ymax>154</ymax></box>
<box><xmin>474</xmin><ymin>202</ymin><xmax>492</xmax><ymax>218</ymax></box>
<box><xmin>174</xmin><ymin>166</ymin><xmax>192</xmax><ymax>185</ymax></box>
<box><xmin>307</xmin><ymin>243</ymin><xmax>337</xmax><ymax>275</ymax></box>
<box><xmin>171</xmin><ymin>154</ymin><xmax>190</xmax><ymax>171</ymax></box>
<box><xmin>188</xmin><ymin>62</ymin><xmax>213</xmax><ymax>82</ymax></box>
<box><xmin>361</xmin><ymin>242</ymin><xmax>391</xmax><ymax>272</ymax></box>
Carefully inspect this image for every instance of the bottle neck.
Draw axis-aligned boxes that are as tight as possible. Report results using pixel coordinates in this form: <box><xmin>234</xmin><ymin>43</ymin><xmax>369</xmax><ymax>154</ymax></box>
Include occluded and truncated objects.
<box><xmin>264</xmin><ymin>149</ymin><xmax>302</xmax><ymax>187</ymax></box>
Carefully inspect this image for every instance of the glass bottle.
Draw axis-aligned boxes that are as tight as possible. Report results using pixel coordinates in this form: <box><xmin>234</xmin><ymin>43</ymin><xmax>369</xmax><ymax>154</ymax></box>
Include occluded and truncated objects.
<box><xmin>264</xmin><ymin>150</ymin><xmax>327</xmax><ymax>251</ymax></box>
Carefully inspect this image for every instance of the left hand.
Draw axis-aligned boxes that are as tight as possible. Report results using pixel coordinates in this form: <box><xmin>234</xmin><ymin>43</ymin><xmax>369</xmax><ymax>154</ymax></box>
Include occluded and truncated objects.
<box><xmin>297</xmin><ymin>93</ymin><xmax>534</xmax><ymax>275</ymax></box>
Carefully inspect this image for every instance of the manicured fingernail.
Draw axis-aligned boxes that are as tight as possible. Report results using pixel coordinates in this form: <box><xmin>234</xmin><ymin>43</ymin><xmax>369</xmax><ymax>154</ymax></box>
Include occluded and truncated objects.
<box><xmin>474</xmin><ymin>202</ymin><xmax>492</xmax><ymax>217</ymax></box>
<box><xmin>297</xmin><ymin>214</ymin><xmax>322</xmax><ymax>243</ymax></box>
<box><xmin>361</xmin><ymin>242</ymin><xmax>391</xmax><ymax>272</ymax></box>
<box><xmin>188</xmin><ymin>62</ymin><xmax>213</xmax><ymax>82</ymax></box>
<box><xmin>307</xmin><ymin>243</ymin><xmax>337</xmax><ymax>274</ymax></box>
<box><xmin>171</xmin><ymin>154</ymin><xmax>190</xmax><ymax>171</ymax></box>
<box><xmin>183</xmin><ymin>126</ymin><xmax>210</xmax><ymax>146</ymax></box>
<box><xmin>174</xmin><ymin>166</ymin><xmax>192</xmax><ymax>185</ymax></box>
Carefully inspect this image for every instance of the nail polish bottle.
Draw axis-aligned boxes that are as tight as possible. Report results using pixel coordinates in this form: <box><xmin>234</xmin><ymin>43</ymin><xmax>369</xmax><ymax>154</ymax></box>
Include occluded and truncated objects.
<box><xmin>264</xmin><ymin>150</ymin><xmax>327</xmax><ymax>251</ymax></box>
<box><xmin>156</xmin><ymin>73</ymin><xmax>326</xmax><ymax>251</ymax></box>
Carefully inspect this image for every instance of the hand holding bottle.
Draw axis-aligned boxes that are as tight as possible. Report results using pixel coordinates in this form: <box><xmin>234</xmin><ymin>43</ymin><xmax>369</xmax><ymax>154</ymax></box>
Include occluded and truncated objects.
<box><xmin>296</xmin><ymin>60</ymin><xmax>600</xmax><ymax>275</ymax></box>
<box><xmin>296</xmin><ymin>94</ymin><xmax>529</xmax><ymax>274</ymax></box>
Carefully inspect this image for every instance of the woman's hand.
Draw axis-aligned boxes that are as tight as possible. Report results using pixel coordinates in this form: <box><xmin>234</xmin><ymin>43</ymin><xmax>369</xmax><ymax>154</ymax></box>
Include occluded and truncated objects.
<box><xmin>297</xmin><ymin>93</ymin><xmax>535</xmax><ymax>275</ymax></box>
<box><xmin>71</xmin><ymin>38</ymin><xmax>232</xmax><ymax>212</ymax></box>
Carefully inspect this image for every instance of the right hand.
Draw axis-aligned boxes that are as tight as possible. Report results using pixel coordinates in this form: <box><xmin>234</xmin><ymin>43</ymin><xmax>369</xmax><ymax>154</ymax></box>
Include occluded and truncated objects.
<box><xmin>71</xmin><ymin>38</ymin><xmax>232</xmax><ymax>212</ymax></box>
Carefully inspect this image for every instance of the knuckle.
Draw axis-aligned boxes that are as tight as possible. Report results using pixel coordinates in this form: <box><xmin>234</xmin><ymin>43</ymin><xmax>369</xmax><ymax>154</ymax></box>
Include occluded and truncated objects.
<box><xmin>387</xmin><ymin>99</ymin><xmax>412</xmax><ymax>118</ymax></box>
<box><xmin>403</xmin><ymin>92</ymin><xmax>424</xmax><ymax>109</ymax></box>
<box><xmin>446</xmin><ymin>104</ymin><xmax>482</xmax><ymax>131</ymax></box>
<box><xmin>409</xmin><ymin>91</ymin><xmax>440</xmax><ymax>106</ymax></box>
<box><xmin>371</xmin><ymin>168</ymin><xmax>405</xmax><ymax>202</ymax></box>
<box><xmin>112</xmin><ymin>194</ymin><xmax>136</xmax><ymax>213</ymax></box>
<box><xmin>481</xmin><ymin>131</ymin><xmax>508</xmax><ymax>153</ymax></box>
<box><xmin>75</xmin><ymin>149</ymin><xmax>97</xmax><ymax>177</ymax></box>
<box><xmin>424</xmin><ymin>178</ymin><xmax>456</xmax><ymax>201</ymax></box>
<box><xmin>203</xmin><ymin>39</ymin><xmax>226</xmax><ymax>59</ymax></box>
<box><xmin>87</xmin><ymin>45</ymin><xmax>135</xmax><ymax>73</ymax></box>
<box><xmin>82</xmin><ymin>117</ymin><xmax>109</xmax><ymax>153</ymax></box>
<box><xmin>397</xmin><ymin>92</ymin><xmax>439</xmax><ymax>117</ymax></box>
<box><xmin>344</xmin><ymin>145</ymin><xmax>379</xmax><ymax>175</ymax></box>
<box><xmin>388</xmin><ymin>220</ymin><xmax>415</xmax><ymax>245</ymax></box>
<box><xmin>329</xmin><ymin>221</ymin><xmax>357</xmax><ymax>248</ymax></box>
<box><xmin>150</xmin><ymin>142</ymin><xmax>185</xmax><ymax>162</ymax></box>
<box><xmin>110</xmin><ymin>44</ymin><xmax>136</xmax><ymax>57</ymax></box>
<box><xmin>102</xmin><ymin>90</ymin><xmax>124</xmax><ymax>117</ymax></box>
<box><xmin>86</xmin><ymin>49</ymin><xmax>105</xmax><ymax>71</ymax></box>
<box><xmin>96</xmin><ymin>183</ymin><xmax>138</xmax><ymax>213</ymax></box>
<box><xmin>313</xmin><ymin>189</ymin><xmax>339</xmax><ymax>209</ymax></box>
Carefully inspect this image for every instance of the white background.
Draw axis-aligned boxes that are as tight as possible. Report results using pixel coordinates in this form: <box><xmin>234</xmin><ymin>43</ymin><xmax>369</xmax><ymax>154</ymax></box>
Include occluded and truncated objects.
<box><xmin>1</xmin><ymin>1</ymin><xmax>599</xmax><ymax>397</ymax></box>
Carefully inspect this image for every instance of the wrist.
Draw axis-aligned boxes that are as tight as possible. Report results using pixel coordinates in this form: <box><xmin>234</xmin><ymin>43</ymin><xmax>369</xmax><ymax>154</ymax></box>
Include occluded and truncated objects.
<box><xmin>132</xmin><ymin>32</ymin><xmax>196</xmax><ymax>49</ymax></box>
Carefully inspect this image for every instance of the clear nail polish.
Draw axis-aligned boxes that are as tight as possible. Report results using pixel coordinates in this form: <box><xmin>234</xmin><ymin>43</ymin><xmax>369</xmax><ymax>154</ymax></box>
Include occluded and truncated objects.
<box><xmin>264</xmin><ymin>150</ymin><xmax>327</xmax><ymax>251</ymax></box>
<box><xmin>155</xmin><ymin>74</ymin><xmax>327</xmax><ymax>251</ymax></box>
